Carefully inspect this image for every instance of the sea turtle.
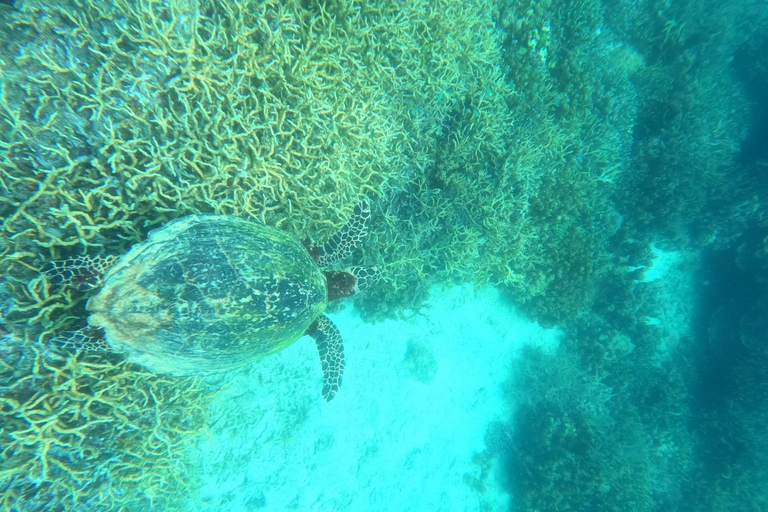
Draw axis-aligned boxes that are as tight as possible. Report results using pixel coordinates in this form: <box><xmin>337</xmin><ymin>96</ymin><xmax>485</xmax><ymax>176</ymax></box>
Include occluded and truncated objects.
<box><xmin>43</xmin><ymin>200</ymin><xmax>380</xmax><ymax>401</ymax></box>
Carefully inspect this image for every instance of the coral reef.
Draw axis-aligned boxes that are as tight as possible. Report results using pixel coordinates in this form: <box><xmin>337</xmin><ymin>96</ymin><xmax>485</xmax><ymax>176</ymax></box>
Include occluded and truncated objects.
<box><xmin>0</xmin><ymin>0</ymin><xmax>400</xmax><ymax>249</ymax></box>
<box><xmin>491</xmin><ymin>0</ymin><xmax>766</xmax><ymax>502</ymax></box>
<box><xmin>0</xmin><ymin>0</ymin><xmax>542</xmax><ymax>505</ymax></box>
<box><xmin>503</xmin><ymin>345</ymin><xmax>653</xmax><ymax>511</ymax></box>
<box><xmin>487</xmin><ymin>0</ymin><xmax>635</xmax><ymax>323</ymax></box>
<box><xmin>0</xmin><ymin>0</ymin><xmax>405</xmax><ymax>507</ymax></box>
<box><xmin>1</xmin><ymin>0</ymin><xmax>640</xmax><ymax>324</ymax></box>
<box><xmin>609</xmin><ymin>0</ymin><xmax>762</xmax><ymax>245</ymax></box>
<box><xmin>355</xmin><ymin>0</ymin><xmax>538</xmax><ymax>314</ymax></box>
<box><xmin>355</xmin><ymin>0</ymin><xmax>636</xmax><ymax>320</ymax></box>
<box><xmin>0</xmin><ymin>338</ymin><xmax>210</xmax><ymax>511</ymax></box>
<box><xmin>501</xmin><ymin>286</ymin><xmax>695</xmax><ymax>511</ymax></box>
<box><xmin>0</xmin><ymin>0</ymin><xmax>659</xmax><ymax>501</ymax></box>
<box><xmin>1</xmin><ymin>0</ymin><xmax>764</xmax><ymax>507</ymax></box>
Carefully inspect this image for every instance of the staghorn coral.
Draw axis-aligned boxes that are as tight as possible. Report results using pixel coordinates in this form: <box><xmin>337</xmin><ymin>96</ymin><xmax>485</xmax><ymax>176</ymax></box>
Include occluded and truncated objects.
<box><xmin>0</xmin><ymin>244</ymin><xmax>210</xmax><ymax>511</ymax></box>
<box><xmin>1</xmin><ymin>0</ymin><xmax>762</xmax><ymax>510</ymax></box>
<box><xmin>607</xmin><ymin>0</ymin><xmax>760</xmax><ymax>246</ymax></box>
<box><xmin>1</xmin><ymin>0</ymin><xmax>631</xmax><ymax>322</ymax></box>
<box><xmin>1</xmin><ymin>0</ymin><xmax>610</xmax><ymax>501</ymax></box>
<box><xmin>505</xmin><ymin>336</ymin><xmax>694</xmax><ymax>511</ymax></box>
<box><xmin>0</xmin><ymin>0</ymin><xmax>402</xmax><ymax>248</ymax></box>
<box><xmin>0</xmin><ymin>338</ymin><xmax>211</xmax><ymax>511</ymax></box>
<box><xmin>482</xmin><ymin>0</ymin><xmax>635</xmax><ymax>323</ymax></box>
<box><xmin>1</xmin><ymin>0</ymin><xmax>414</xmax><ymax>507</ymax></box>
<box><xmin>1</xmin><ymin>3</ymin><xmax>410</xmax><ymax>503</ymax></box>
<box><xmin>356</xmin><ymin>0</ymin><xmax>546</xmax><ymax>315</ymax></box>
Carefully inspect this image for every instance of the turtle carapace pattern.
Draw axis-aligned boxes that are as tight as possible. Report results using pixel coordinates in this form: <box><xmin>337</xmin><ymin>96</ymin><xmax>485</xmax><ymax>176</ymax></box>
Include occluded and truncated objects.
<box><xmin>43</xmin><ymin>200</ymin><xmax>381</xmax><ymax>401</ymax></box>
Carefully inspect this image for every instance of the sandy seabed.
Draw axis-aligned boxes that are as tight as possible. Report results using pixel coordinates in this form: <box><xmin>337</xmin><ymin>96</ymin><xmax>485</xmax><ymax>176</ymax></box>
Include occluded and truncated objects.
<box><xmin>191</xmin><ymin>284</ymin><xmax>562</xmax><ymax>512</ymax></box>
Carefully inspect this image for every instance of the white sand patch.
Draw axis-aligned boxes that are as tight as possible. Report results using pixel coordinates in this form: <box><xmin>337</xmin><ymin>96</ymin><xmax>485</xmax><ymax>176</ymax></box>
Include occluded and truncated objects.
<box><xmin>641</xmin><ymin>244</ymin><xmax>700</xmax><ymax>359</ymax></box>
<box><xmin>643</xmin><ymin>244</ymin><xmax>687</xmax><ymax>283</ymax></box>
<box><xmin>191</xmin><ymin>284</ymin><xmax>561</xmax><ymax>512</ymax></box>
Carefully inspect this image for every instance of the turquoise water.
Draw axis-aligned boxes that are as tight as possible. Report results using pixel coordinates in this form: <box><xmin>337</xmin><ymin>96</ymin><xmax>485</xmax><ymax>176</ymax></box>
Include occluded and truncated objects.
<box><xmin>1</xmin><ymin>0</ymin><xmax>767</xmax><ymax>510</ymax></box>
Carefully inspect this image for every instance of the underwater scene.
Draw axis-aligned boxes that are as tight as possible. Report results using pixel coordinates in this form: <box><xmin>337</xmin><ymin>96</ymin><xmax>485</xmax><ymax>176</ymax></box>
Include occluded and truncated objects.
<box><xmin>1</xmin><ymin>0</ymin><xmax>767</xmax><ymax>510</ymax></box>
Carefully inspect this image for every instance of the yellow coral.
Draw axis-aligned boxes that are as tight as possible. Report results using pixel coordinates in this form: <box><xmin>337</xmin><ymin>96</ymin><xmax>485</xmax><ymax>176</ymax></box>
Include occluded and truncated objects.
<box><xmin>0</xmin><ymin>339</ymin><xmax>211</xmax><ymax>510</ymax></box>
<box><xmin>0</xmin><ymin>0</ymin><xmax>406</xmax><ymax>507</ymax></box>
<box><xmin>2</xmin><ymin>0</ymin><xmax>403</xmax><ymax>252</ymax></box>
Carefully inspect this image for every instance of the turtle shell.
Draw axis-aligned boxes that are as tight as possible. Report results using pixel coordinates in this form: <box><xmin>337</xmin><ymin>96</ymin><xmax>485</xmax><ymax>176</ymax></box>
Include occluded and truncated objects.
<box><xmin>86</xmin><ymin>215</ymin><xmax>327</xmax><ymax>375</ymax></box>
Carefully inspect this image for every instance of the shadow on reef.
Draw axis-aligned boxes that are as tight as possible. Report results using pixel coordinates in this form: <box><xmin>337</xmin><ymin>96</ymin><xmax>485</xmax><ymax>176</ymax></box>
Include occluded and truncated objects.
<box><xmin>483</xmin><ymin>226</ymin><xmax>768</xmax><ymax>511</ymax></box>
<box><xmin>474</xmin><ymin>0</ymin><xmax>768</xmax><ymax>508</ymax></box>
<box><xmin>732</xmin><ymin>34</ymin><xmax>768</xmax><ymax>182</ymax></box>
<box><xmin>682</xmin><ymin>227</ymin><xmax>768</xmax><ymax>511</ymax></box>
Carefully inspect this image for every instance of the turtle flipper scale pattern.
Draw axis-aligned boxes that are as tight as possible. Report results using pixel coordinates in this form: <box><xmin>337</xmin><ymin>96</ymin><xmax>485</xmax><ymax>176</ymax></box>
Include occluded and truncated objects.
<box><xmin>350</xmin><ymin>266</ymin><xmax>381</xmax><ymax>294</ymax></box>
<box><xmin>307</xmin><ymin>315</ymin><xmax>344</xmax><ymax>401</ymax></box>
<box><xmin>51</xmin><ymin>326</ymin><xmax>113</xmax><ymax>352</ymax></box>
<box><xmin>311</xmin><ymin>199</ymin><xmax>370</xmax><ymax>267</ymax></box>
<box><xmin>42</xmin><ymin>255</ymin><xmax>118</xmax><ymax>291</ymax></box>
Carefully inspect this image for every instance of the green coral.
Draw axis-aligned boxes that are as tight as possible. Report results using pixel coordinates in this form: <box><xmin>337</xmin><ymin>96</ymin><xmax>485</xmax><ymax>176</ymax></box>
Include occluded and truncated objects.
<box><xmin>356</xmin><ymin>0</ymin><xmax>637</xmax><ymax>319</ymax></box>
<box><xmin>0</xmin><ymin>0</ymin><xmax>407</xmax><ymax>507</ymax></box>
<box><xmin>504</xmin><ymin>299</ymin><xmax>695</xmax><ymax>511</ymax></box>
<box><xmin>506</xmin><ymin>346</ymin><xmax>655</xmax><ymax>511</ymax></box>
<box><xmin>0</xmin><ymin>0</ymin><xmax>400</xmax><ymax>246</ymax></box>
<box><xmin>481</xmin><ymin>0</ymin><xmax>635</xmax><ymax>323</ymax></box>
<box><xmin>609</xmin><ymin>0</ymin><xmax>762</xmax><ymax>245</ymax></box>
<box><xmin>1</xmin><ymin>0</ymin><xmax>641</xmax><ymax>325</ymax></box>
<box><xmin>355</xmin><ymin>0</ymin><xmax>541</xmax><ymax>315</ymax></box>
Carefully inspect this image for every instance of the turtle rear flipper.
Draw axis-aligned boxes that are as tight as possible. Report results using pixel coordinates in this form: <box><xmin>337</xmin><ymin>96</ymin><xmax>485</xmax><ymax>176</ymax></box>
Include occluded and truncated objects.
<box><xmin>51</xmin><ymin>326</ymin><xmax>112</xmax><ymax>352</ymax></box>
<box><xmin>42</xmin><ymin>255</ymin><xmax>117</xmax><ymax>291</ymax></box>
<box><xmin>307</xmin><ymin>315</ymin><xmax>345</xmax><ymax>401</ymax></box>
<box><xmin>308</xmin><ymin>199</ymin><xmax>371</xmax><ymax>267</ymax></box>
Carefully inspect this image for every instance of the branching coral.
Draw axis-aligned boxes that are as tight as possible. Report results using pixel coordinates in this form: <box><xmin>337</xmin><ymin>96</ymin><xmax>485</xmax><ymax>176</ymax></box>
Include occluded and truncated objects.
<box><xmin>2</xmin><ymin>0</ymin><xmax>634</xmax><ymax>323</ymax></box>
<box><xmin>1</xmin><ymin>0</ymin><xmax>402</xmax><ymax>248</ymax></box>
<box><xmin>504</xmin><ymin>342</ymin><xmax>694</xmax><ymax>512</ymax></box>
<box><xmin>0</xmin><ymin>267</ymin><xmax>207</xmax><ymax>512</ymax></box>
<box><xmin>354</xmin><ymin>0</ymin><xmax>547</xmax><ymax>314</ymax></box>
<box><xmin>604</xmin><ymin>0</ymin><xmax>760</xmax><ymax>246</ymax></box>
<box><xmin>1</xmin><ymin>3</ymin><xmax>409</xmax><ymax>502</ymax></box>
<box><xmin>0</xmin><ymin>336</ymin><xmax>211</xmax><ymax>512</ymax></box>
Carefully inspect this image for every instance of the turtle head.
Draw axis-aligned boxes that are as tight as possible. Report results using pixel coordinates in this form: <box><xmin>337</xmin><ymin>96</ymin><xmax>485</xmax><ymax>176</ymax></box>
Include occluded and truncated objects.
<box><xmin>324</xmin><ymin>266</ymin><xmax>381</xmax><ymax>302</ymax></box>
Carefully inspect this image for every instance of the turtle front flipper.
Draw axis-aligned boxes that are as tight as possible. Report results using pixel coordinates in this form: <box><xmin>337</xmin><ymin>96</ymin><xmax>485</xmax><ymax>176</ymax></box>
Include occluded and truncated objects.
<box><xmin>325</xmin><ymin>266</ymin><xmax>382</xmax><ymax>301</ymax></box>
<box><xmin>308</xmin><ymin>199</ymin><xmax>371</xmax><ymax>267</ymax></box>
<box><xmin>42</xmin><ymin>255</ymin><xmax>118</xmax><ymax>291</ymax></box>
<box><xmin>350</xmin><ymin>266</ymin><xmax>381</xmax><ymax>293</ymax></box>
<box><xmin>306</xmin><ymin>315</ymin><xmax>345</xmax><ymax>401</ymax></box>
<box><xmin>51</xmin><ymin>326</ymin><xmax>112</xmax><ymax>352</ymax></box>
